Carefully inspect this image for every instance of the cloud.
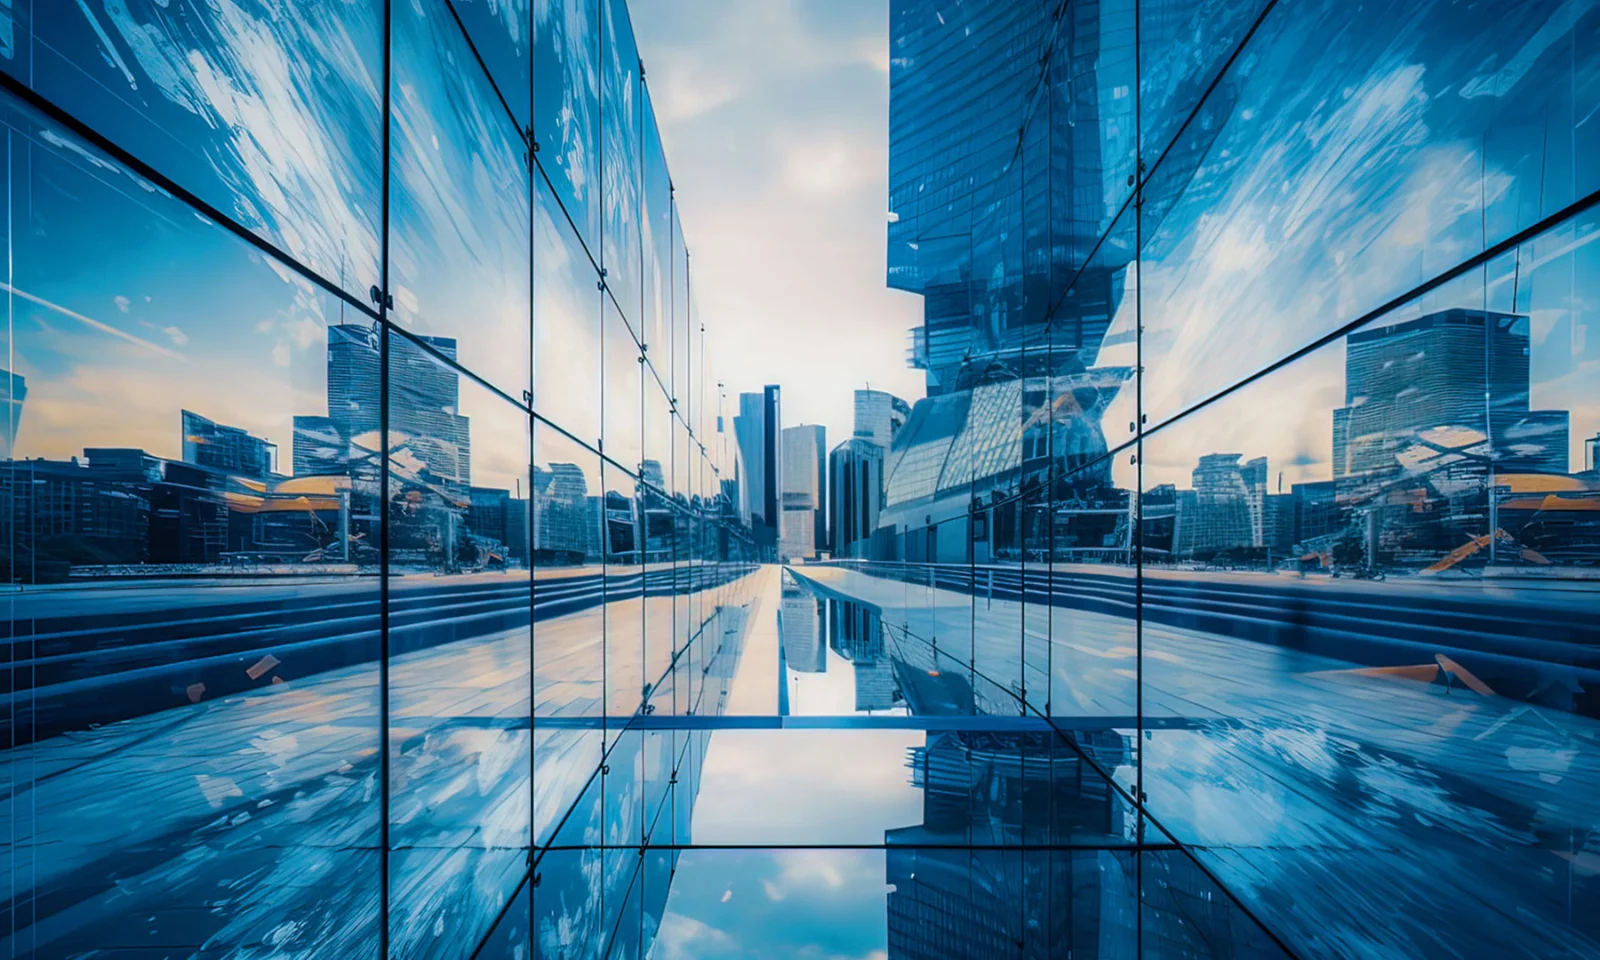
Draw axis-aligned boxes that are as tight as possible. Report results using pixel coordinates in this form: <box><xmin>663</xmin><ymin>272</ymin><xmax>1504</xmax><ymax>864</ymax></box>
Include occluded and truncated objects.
<box><xmin>113</xmin><ymin>295</ymin><xmax>131</xmax><ymax>313</ymax></box>
<box><xmin>631</xmin><ymin>0</ymin><xmax>925</xmax><ymax>450</ymax></box>
<box><xmin>653</xmin><ymin>913</ymin><xmax>736</xmax><ymax>960</ymax></box>
<box><xmin>163</xmin><ymin>325</ymin><xmax>190</xmax><ymax>347</ymax></box>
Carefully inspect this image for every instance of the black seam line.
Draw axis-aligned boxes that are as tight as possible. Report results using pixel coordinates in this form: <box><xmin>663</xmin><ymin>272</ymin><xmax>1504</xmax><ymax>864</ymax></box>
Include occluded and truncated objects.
<box><xmin>536</xmin><ymin>842</ymin><xmax>1183</xmax><ymax>852</ymax></box>
<box><xmin>888</xmin><ymin>597</ymin><xmax>1306</xmax><ymax>959</ymax></box>
<box><xmin>1024</xmin><ymin>0</ymin><xmax>1283</xmax><ymax>353</ymax></box>
<box><xmin>442</xmin><ymin>0</ymin><xmax>529</xmax><ymax>144</ymax></box>
<box><xmin>1140</xmin><ymin>181</ymin><xmax>1600</xmax><ymax>445</ymax></box>
<box><xmin>0</xmin><ymin>67</ymin><xmax>383</xmax><ymax>327</ymax></box>
<box><xmin>377</xmin><ymin>0</ymin><xmax>394</xmax><ymax>953</ymax></box>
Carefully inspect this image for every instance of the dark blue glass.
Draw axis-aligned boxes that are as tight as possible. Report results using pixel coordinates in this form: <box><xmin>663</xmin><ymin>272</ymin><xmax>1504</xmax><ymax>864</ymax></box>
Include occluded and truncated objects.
<box><xmin>600</xmin><ymin>0</ymin><xmax>643</xmax><ymax>335</ymax></box>
<box><xmin>449</xmin><ymin>0</ymin><xmax>533</xmax><ymax>129</ymax></box>
<box><xmin>534</xmin><ymin>0</ymin><xmax>602</xmax><ymax>255</ymax></box>
<box><xmin>10</xmin><ymin>0</ymin><xmax>383</xmax><ymax>300</ymax></box>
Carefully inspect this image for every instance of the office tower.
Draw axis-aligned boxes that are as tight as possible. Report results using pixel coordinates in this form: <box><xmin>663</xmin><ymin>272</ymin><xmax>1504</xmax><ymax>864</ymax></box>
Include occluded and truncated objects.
<box><xmin>733</xmin><ymin>385</ymin><xmax>782</xmax><ymax>546</ymax></box>
<box><xmin>293</xmin><ymin>415</ymin><xmax>348</xmax><ymax>477</ymax></box>
<box><xmin>853</xmin><ymin>389</ymin><xmax>910</xmax><ymax>449</ymax></box>
<box><xmin>1241</xmin><ymin>456</ymin><xmax>1268</xmax><ymax>548</ymax></box>
<box><xmin>1</xmin><ymin>369</ymin><xmax>24</xmax><ymax>460</ymax></box>
<box><xmin>889</xmin><ymin>0</ymin><xmax>1127</xmax><ymax>397</ymax></box>
<box><xmin>813</xmin><ymin>424</ymin><xmax>827</xmax><ymax>552</ymax></box>
<box><xmin>1177</xmin><ymin>454</ymin><xmax>1253</xmax><ymax>555</ymax></box>
<box><xmin>779</xmin><ymin>576</ymin><xmax>825</xmax><ymax>673</ymax></box>
<box><xmin>829</xmin><ymin>438</ymin><xmax>885</xmax><ymax>559</ymax></box>
<box><xmin>327</xmin><ymin>322</ymin><xmax>383</xmax><ymax>443</ymax></box>
<box><xmin>1334</xmin><ymin>309</ymin><xmax>1567</xmax><ymax>478</ymax></box>
<box><xmin>180</xmin><ymin>410</ymin><xmax>274</xmax><ymax>478</ymax></box>
<box><xmin>780</xmin><ymin>423</ymin><xmax>824</xmax><ymax>560</ymax></box>
<box><xmin>533</xmin><ymin>462</ymin><xmax>600</xmax><ymax>563</ymax></box>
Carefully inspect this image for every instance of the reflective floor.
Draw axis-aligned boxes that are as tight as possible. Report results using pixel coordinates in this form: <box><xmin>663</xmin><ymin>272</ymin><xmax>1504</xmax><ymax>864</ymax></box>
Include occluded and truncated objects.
<box><xmin>10</xmin><ymin>564</ymin><xmax>1596</xmax><ymax>958</ymax></box>
<box><xmin>524</xmin><ymin>567</ymin><xmax>1294</xmax><ymax>959</ymax></box>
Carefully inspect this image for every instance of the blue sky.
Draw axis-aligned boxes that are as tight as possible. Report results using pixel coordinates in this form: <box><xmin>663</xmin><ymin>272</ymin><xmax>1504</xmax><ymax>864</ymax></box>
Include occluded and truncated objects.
<box><xmin>630</xmin><ymin>0</ymin><xmax>925</xmax><ymax>450</ymax></box>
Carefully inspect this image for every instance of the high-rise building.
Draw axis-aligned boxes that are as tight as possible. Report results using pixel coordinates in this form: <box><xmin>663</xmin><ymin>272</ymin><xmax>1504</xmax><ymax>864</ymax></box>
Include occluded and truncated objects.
<box><xmin>829</xmin><ymin>438</ymin><xmax>885</xmax><ymax>559</ymax></box>
<box><xmin>327</xmin><ymin>322</ymin><xmax>383</xmax><ymax>444</ymax></box>
<box><xmin>779</xmin><ymin>576</ymin><xmax>825</xmax><ymax>673</ymax></box>
<box><xmin>327</xmin><ymin>322</ymin><xmax>469</xmax><ymax>495</ymax></box>
<box><xmin>733</xmin><ymin>385</ymin><xmax>782</xmax><ymax>546</ymax></box>
<box><xmin>889</xmin><ymin>0</ymin><xmax>1128</xmax><ymax>397</ymax></box>
<box><xmin>853</xmin><ymin>389</ymin><xmax>910</xmax><ymax>449</ymax></box>
<box><xmin>533</xmin><ymin>462</ymin><xmax>601</xmax><ymax>563</ymax></box>
<box><xmin>180</xmin><ymin>410</ymin><xmax>274</xmax><ymax>479</ymax></box>
<box><xmin>780</xmin><ymin>424</ymin><xmax>824</xmax><ymax>560</ymax></box>
<box><xmin>1176</xmin><ymin>454</ymin><xmax>1253</xmax><ymax>556</ymax></box>
<box><xmin>1334</xmin><ymin>309</ymin><xmax>1567</xmax><ymax>478</ymax></box>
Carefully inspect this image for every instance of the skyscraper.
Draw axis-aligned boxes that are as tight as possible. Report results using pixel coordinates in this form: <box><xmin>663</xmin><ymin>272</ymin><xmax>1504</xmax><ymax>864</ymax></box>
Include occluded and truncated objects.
<box><xmin>889</xmin><ymin>0</ymin><xmax>1127</xmax><ymax>396</ymax></box>
<box><xmin>829</xmin><ymin>438</ymin><xmax>885</xmax><ymax>559</ymax></box>
<box><xmin>1334</xmin><ymin>309</ymin><xmax>1567</xmax><ymax>478</ymax></box>
<box><xmin>780</xmin><ymin>423</ymin><xmax>824</xmax><ymax>561</ymax></box>
<box><xmin>1176</xmin><ymin>454</ymin><xmax>1253</xmax><ymax>555</ymax></box>
<box><xmin>733</xmin><ymin>385</ymin><xmax>782</xmax><ymax>548</ymax></box>
<box><xmin>180</xmin><ymin>410</ymin><xmax>274</xmax><ymax>478</ymax></box>
<box><xmin>853</xmin><ymin>389</ymin><xmax>910</xmax><ymax>449</ymax></box>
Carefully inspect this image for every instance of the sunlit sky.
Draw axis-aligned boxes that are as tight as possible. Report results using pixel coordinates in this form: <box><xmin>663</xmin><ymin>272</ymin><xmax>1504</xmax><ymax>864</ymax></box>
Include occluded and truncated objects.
<box><xmin>630</xmin><ymin>0</ymin><xmax>925</xmax><ymax>452</ymax></box>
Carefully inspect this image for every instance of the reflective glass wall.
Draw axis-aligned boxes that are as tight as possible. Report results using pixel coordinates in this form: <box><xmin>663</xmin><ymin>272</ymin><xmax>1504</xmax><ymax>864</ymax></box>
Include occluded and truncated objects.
<box><xmin>0</xmin><ymin>2</ymin><xmax>758</xmax><ymax>957</ymax></box>
<box><xmin>828</xmin><ymin>1</ymin><xmax>1600</xmax><ymax>957</ymax></box>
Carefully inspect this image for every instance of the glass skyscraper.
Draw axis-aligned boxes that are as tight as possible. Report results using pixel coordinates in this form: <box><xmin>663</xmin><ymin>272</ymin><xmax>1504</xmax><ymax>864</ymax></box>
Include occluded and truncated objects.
<box><xmin>5</xmin><ymin>1</ymin><xmax>1600</xmax><ymax>959</ymax></box>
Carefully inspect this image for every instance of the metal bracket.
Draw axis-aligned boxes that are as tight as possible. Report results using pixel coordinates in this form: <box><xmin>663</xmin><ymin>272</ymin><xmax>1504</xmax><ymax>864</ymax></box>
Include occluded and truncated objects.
<box><xmin>369</xmin><ymin>285</ymin><xmax>394</xmax><ymax>310</ymax></box>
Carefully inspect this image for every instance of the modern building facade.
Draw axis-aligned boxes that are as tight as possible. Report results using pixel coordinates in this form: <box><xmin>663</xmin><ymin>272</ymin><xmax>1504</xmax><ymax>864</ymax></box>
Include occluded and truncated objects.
<box><xmin>841</xmin><ymin>2</ymin><xmax>1600</xmax><ymax>958</ymax></box>
<box><xmin>8</xmin><ymin>1</ymin><xmax>1600</xmax><ymax>959</ymax></box>
<box><xmin>0</xmin><ymin>2</ymin><xmax>762</xmax><ymax>957</ymax></box>
<box><xmin>829</xmin><ymin>437</ymin><xmax>886</xmax><ymax>559</ymax></box>
<box><xmin>853</xmin><ymin>388</ymin><xmax>910</xmax><ymax>448</ymax></box>
<box><xmin>733</xmin><ymin>384</ymin><xmax>782</xmax><ymax>551</ymax></box>
<box><xmin>779</xmin><ymin>423</ymin><xmax>825</xmax><ymax>560</ymax></box>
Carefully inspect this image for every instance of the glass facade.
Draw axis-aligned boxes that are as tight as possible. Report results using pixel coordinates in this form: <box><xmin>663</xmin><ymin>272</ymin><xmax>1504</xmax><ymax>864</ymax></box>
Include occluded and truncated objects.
<box><xmin>6</xmin><ymin>1</ymin><xmax>1599</xmax><ymax>958</ymax></box>
<box><xmin>850</xmin><ymin>0</ymin><xmax>1600</xmax><ymax>957</ymax></box>
<box><xmin>0</xmin><ymin>2</ymin><xmax>758</xmax><ymax>957</ymax></box>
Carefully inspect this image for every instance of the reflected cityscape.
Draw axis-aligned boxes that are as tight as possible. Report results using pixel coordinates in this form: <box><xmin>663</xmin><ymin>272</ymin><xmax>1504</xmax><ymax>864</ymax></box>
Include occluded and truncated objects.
<box><xmin>4</xmin><ymin>0</ymin><xmax>1600</xmax><ymax>958</ymax></box>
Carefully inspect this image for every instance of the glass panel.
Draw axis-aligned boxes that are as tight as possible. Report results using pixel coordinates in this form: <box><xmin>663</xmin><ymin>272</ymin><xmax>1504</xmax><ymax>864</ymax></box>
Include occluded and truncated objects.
<box><xmin>390</xmin><ymin>0</ymin><xmax>532</xmax><ymax>401</ymax></box>
<box><xmin>1140</xmin><ymin>205</ymin><xmax>1600</xmax><ymax>958</ymax></box>
<box><xmin>535</xmin><ymin>171</ymin><xmax>603</xmax><ymax>448</ymax></box>
<box><xmin>532</xmin><ymin>422</ymin><xmax>606</xmax><ymax>847</ymax></box>
<box><xmin>641</xmin><ymin>87</ymin><xmax>671</xmax><ymax>358</ymax></box>
<box><xmin>671</xmin><ymin>203</ymin><xmax>690</xmax><ymax>405</ymax></box>
<box><xmin>1132</xmin><ymin>0</ymin><xmax>1600</xmax><ymax>437</ymax></box>
<box><xmin>600</xmin><ymin>728</ymin><xmax>644</xmax><ymax>950</ymax></box>
<box><xmin>603</xmin><ymin>461</ymin><xmax>644</xmax><ymax>737</ymax></box>
<box><xmin>12</xmin><ymin>0</ymin><xmax>383</xmax><ymax>299</ymax></box>
<box><xmin>600</xmin><ymin>0</ymin><xmax>643</xmax><ymax>332</ymax></box>
<box><xmin>0</xmin><ymin>90</ymin><xmax>381</xmax><ymax>956</ymax></box>
<box><xmin>474</xmin><ymin>881</ymin><xmax>532</xmax><ymax>960</ymax></box>
<box><xmin>450</xmin><ymin>0</ymin><xmax>533</xmax><ymax>129</ymax></box>
<box><xmin>534</xmin><ymin>0</ymin><xmax>601</xmax><ymax>253</ymax></box>
<box><xmin>386</xmin><ymin>344</ymin><xmax>531</xmax><ymax>953</ymax></box>
<box><xmin>537</xmin><ymin>774</ymin><xmax>606</xmax><ymax>958</ymax></box>
<box><xmin>1138</xmin><ymin>0</ymin><xmax>1272</xmax><ymax>161</ymax></box>
<box><xmin>603</xmin><ymin>298</ymin><xmax>643</xmax><ymax>472</ymax></box>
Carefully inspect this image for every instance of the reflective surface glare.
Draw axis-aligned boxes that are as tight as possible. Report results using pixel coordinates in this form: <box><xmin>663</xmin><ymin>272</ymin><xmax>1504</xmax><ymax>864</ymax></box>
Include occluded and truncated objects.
<box><xmin>4</xmin><ymin>0</ymin><xmax>1599</xmax><ymax>958</ymax></box>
